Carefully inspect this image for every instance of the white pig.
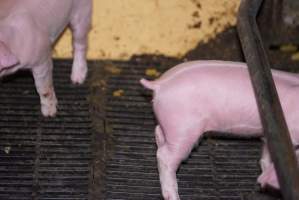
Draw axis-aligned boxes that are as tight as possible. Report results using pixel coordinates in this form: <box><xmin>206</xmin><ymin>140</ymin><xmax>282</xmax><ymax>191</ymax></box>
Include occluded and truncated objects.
<box><xmin>140</xmin><ymin>60</ymin><xmax>299</xmax><ymax>200</ymax></box>
<box><xmin>0</xmin><ymin>0</ymin><xmax>92</xmax><ymax>116</ymax></box>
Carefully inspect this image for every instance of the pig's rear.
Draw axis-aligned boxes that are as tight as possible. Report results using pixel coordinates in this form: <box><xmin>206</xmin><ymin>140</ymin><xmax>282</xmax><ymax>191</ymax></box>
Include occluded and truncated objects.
<box><xmin>141</xmin><ymin>62</ymin><xmax>265</xmax><ymax>139</ymax></box>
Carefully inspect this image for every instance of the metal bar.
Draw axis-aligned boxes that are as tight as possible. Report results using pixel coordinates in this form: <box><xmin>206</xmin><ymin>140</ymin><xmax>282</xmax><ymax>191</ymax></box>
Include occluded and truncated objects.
<box><xmin>237</xmin><ymin>0</ymin><xmax>299</xmax><ymax>199</ymax></box>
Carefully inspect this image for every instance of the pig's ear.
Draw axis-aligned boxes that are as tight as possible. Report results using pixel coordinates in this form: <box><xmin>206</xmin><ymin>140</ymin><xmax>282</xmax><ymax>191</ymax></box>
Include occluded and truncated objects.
<box><xmin>0</xmin><ymin>40</ymin><xmax>18</xmax><ymax>70</ymax></box>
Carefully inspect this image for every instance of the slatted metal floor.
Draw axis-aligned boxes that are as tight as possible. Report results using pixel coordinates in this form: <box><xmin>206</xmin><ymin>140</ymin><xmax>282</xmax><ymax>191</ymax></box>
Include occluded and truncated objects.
<box><xmin>103</xmin><ymin>60</ymin><xmax>265</xmax><ymax>200</ymax></box>
<box><xmin>0</xmin><ymin>58</ymin><xmax>278</xmax><ymax>200</ymax></box>
<box><xmin>0</xmin><ymin>60</ymin><xmax>92</xmax><ymax>200</ymax></box>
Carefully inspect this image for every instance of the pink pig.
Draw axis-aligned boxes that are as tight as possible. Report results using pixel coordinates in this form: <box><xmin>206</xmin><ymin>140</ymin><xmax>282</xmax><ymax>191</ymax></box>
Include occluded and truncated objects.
<box><xmin>140</xmin><ymin>60</ymin><xmax>299</xmax><ymax>200</ymax></box>
<box><xmin>0</xmin><ymin>0</ymin><xmax>92</xmax><ymax>116</ymax></box>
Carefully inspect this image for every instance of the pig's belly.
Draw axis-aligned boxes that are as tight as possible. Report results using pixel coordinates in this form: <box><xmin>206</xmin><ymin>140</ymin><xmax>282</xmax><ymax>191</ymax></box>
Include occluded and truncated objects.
<box><xmin>178</xmin><ymin>86</ymin><xmax>264</xmax><ymax>137</ymax></box>
<box><xmin>220</xmin><ymin>122</ymin><xmax>263</xmax><ymax>136</ymax></box>
<box><xmin>205</xmin><ymin>94</ymin><xmax>263</xmax><ymax>137</ymax></box>
<box><xmin>205</xmin><ymin>107</ymin><xmax>263</xmax><ymax>137</ymax></box>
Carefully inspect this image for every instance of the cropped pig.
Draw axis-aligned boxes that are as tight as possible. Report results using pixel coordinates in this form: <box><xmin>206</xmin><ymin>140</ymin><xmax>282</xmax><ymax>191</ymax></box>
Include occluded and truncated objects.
<box><xmin>0</xmin><ymin>0</ymin><xmax>92</xmax><ymax>116</ymax></box>
<box><xmin>140</xmin><ymin>60</ymin><xmax>299</xmax><ymax>200</ymax></box>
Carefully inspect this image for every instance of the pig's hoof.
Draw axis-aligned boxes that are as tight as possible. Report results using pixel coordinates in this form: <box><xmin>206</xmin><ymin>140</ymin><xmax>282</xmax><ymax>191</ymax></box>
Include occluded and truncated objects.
<box><xmin>162</xmin><ymin>191</ymin><xmax>180</xmax><ymax>200</ymax></box>
<box><xmin>41</xmin><ymin>104</ymin><xmax>57</xmax><ymax>117</ymax></box>
<box><xmin>71</xmin><ymin>65</ymin><xmax>87</xmax><ymax>84</ymax></box>
<box><xmin>257</xmin><ymin>172</ymin><xmax>268</xmax><ymax>188</ymax></box>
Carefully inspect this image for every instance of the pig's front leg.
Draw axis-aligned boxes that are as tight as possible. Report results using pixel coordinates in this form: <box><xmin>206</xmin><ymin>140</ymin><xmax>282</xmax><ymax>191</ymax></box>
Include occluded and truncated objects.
<box><xmin>257</xmin><ymin>163</ymin><xmax>280</xmax><ymax>189</ymax></box>
<box><xmin>32</xmin><ymin>57</ymin><xmax>57</xmax><ymax>117</ymax></box>
<box><xmin>260</xmin><ymin>142</ymin><xmax>272</xmax><ymax>172</ymax></box>
<box><xmin>258</xmin><ymin>148</ymin><xmax>299</xmax><ymax>189</ymax></box>
<box><xmin>257</xmin><ymin>143</ymin><xmax>274</xmax><ymax>188</ymax></box>
<box><xmin>70</xmin><ymin>2</ymin><xmax>92</xmax><ymax>84</ymax></box>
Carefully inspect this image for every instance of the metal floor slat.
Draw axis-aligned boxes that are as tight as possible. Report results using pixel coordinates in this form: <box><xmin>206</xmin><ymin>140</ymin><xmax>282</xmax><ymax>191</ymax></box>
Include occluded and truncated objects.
<box><xmin>104</xmin><ymin>62</ymin><xmax>263</xmax><ymax>200</ymax></box>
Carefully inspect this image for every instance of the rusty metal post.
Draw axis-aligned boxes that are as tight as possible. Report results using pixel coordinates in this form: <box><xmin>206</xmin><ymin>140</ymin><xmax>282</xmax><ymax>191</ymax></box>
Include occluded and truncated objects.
<box><xmin>237</xmin><ymin>0</ymin><xmax>299</xmax><ymax>199</ymax></box>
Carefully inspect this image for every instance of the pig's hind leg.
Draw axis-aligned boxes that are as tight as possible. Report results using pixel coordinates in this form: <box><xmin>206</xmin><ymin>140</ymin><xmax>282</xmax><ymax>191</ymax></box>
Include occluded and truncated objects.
<box><xmin>69</xmin><ymin>2</ymin><xmax>92</xmax><ymax>84</ymax></box>
<box><xmin>155</xmin><ymin>124</ymin><xmax>205</xmax><ymax>200</ymax></box>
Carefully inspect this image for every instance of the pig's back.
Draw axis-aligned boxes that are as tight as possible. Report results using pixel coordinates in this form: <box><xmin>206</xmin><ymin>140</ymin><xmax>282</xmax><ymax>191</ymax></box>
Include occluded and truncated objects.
<box><xmin>155</xmin><ymin>61</ymin><xmax>259</xmax><ymax>114</ymax></box>
<box><xmin>156</xmin><ymin>60</ymin><xmax>299</xmax><ymax>86</ymax></box>
<box><xmin>155</xmin><ymin>60</ymin><xmax>298</xmax><ymax>110</ymax></box>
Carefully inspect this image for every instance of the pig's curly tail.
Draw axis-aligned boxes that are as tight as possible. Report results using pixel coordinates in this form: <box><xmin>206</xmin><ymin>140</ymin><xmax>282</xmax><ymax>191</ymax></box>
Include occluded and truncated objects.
<box><xmin>140</xmin><ymin>78</ymin><xmax>158</xmax><ymax>91</ymax></box>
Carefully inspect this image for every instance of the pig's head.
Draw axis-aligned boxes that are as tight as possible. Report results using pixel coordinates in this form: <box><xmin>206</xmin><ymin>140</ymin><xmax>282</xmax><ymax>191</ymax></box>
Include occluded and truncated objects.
<box><xmin>0</xmin><ymin>40</ymin><xmax>18</xmax><ymax>72</ymax></box>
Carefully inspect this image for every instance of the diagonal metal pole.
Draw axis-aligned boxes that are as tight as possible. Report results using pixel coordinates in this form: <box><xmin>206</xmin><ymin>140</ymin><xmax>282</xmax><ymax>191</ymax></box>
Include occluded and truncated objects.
<box><xmin>237</xmin><ymin>0</ymin><xmax>299</xmax><ymax>199</ymax></box>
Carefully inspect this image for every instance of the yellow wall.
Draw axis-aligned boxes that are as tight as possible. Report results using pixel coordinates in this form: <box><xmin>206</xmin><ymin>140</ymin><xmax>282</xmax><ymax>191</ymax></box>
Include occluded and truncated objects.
<box><xmin>53</xmin><ymin>0</ymin><xmax>240</xmax><ymax>60</ymax></box>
